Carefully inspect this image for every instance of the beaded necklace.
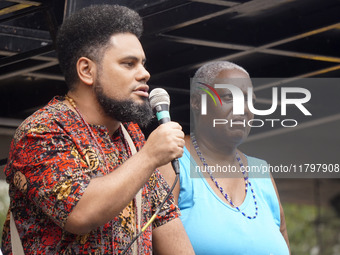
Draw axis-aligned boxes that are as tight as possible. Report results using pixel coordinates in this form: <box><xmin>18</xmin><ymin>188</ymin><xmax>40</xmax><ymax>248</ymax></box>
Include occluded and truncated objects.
<box><xmin>65</xmin><ymin>95</ymin><xmax>111</xmax><ymax>174</ymax></box>
<box><xmin>191</xmin><ymin>133</ymin><xmax>258</xmax><ymax>219</ymax></box>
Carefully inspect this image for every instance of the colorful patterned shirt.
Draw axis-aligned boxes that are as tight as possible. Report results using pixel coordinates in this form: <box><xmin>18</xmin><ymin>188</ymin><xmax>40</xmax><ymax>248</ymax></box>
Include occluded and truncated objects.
<box><xmin>2</xmin><ymin>96</ymin><xmax>179</xmax><ymax>254</ymax></box>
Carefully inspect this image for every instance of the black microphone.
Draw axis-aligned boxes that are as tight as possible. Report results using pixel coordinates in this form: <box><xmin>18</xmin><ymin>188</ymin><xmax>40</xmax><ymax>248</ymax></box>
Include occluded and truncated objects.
<box><xmin>149</xmin><ymin>88</ymin><xmax>180</xmax><ymax>174</ymax></box>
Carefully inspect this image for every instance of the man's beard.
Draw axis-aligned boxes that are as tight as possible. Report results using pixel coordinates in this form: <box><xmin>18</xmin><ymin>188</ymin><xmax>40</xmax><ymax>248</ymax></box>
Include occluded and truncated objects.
<box><xmin>94</xmin><ymin>84</ymin><xmax>154</xmax><ymax>128</ymax></box>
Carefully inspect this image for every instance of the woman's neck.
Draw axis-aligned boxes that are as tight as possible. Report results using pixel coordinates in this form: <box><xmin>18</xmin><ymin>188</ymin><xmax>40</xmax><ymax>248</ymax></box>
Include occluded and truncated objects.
<box><xmin>191</xmin><ymin>131</ymin><xmax>239</xmax><ymax>165</ymax></box>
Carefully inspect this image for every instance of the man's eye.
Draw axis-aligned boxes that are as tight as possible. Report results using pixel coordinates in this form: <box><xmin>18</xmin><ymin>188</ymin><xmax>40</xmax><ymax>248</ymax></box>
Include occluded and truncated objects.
<box><xmin>123</xmin><ymin>62</ymin><xmax>134</xmax><ymax>67</ymax></box>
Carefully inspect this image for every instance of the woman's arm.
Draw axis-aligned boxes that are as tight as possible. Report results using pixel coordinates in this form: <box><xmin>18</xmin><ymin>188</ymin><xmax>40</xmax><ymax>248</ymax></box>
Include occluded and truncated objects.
<box><xmin>271</xmin><ymin>176</ymin><xmax>290</xmax><ymax>253</ymax></box>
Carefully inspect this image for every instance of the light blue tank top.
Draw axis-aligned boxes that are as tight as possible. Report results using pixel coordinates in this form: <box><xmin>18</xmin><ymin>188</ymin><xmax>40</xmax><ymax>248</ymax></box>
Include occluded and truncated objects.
<box><xmin>178</xmin><ymin>147</ymin><xmax>289</xmax><ymax>255</ymax></box>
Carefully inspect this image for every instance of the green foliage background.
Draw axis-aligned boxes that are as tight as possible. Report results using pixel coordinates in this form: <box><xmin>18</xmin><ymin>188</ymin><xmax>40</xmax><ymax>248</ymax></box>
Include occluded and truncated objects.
<box><xmin>283</xmin><ymin>202</ymin><xmax>340</xmax><ymax>255</ymax></box>
<box><xmin>0</xmin><ymin>181</ymin><xmax>9</xmax><ymax>246</ymax></box>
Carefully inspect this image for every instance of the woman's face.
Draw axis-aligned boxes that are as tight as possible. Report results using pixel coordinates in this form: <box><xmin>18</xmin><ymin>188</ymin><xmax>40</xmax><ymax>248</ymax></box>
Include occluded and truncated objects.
<box><xmin>194</xmin><ymin>69</ymin><xmax>255</xmax><ymax>147</ymax></box>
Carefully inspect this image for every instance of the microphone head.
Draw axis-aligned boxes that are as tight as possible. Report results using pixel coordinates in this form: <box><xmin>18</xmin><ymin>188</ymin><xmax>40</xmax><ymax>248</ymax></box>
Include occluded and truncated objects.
<box><xmin>149</xmin><ymin>88</ymin><xmax>170</xmax><ymax>110</ymax></box>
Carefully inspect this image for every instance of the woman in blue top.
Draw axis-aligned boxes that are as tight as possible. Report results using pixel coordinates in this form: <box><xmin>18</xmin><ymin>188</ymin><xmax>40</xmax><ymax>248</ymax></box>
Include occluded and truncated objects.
<box><xmin>160</xmin><ymin>61</ymin><xmax>290</xmax><ymax>254</ymax></box>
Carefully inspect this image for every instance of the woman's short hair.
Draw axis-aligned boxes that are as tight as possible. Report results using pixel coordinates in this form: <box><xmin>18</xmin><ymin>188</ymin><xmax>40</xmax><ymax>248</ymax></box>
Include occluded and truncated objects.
<box><xmin>194</xmin><ymin>61</ymin><xmax>249</xmax><ymax>85</ymax></box>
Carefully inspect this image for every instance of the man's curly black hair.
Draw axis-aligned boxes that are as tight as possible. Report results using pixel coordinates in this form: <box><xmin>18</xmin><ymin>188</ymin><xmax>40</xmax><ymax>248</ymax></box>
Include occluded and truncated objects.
<box><xmin>56</xmin><ymin>4</ymin><xmax>143</xmax><ymax>89</ymax></box>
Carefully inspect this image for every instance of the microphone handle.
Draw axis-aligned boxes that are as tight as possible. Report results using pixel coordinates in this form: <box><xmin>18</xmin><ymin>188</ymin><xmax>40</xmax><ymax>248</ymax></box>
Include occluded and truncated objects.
<box><xmin>171</xmin><ymin>159</ymin><xmax>180</xmax><ymax>175</ymax></box>
<box><xmin>154</xmin><ymin>104</ymin><xmax>180</xmax><ymax>174</ymax></box>
<box><xmin>154</xmin><ymin>104</ymin><xmax>170</xmax><ymax>124</ymax></box>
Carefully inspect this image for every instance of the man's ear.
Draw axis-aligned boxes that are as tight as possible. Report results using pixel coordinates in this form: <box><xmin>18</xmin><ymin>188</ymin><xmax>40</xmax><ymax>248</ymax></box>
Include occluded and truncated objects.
<box><xmin>76</xmin><ymin>57</ymin><xmax>96</xmax><ymax>86</ymax></box>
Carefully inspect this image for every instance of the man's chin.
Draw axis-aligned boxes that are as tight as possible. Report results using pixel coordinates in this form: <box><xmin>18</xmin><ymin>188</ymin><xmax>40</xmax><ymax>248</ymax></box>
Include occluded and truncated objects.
<box><xmin>135</xmin><ymin>96</ymin><xmax>149</xmax><ymax>104</ymax></box>
<box><xmin>95</xmin><ymin>88</ymin><xmax>153</xmax><ymax>127</ymax></box>
<box><xmin>118</xmin><ymin>100</ymin><xmax>153</xmax><ymax>127</ymax></box>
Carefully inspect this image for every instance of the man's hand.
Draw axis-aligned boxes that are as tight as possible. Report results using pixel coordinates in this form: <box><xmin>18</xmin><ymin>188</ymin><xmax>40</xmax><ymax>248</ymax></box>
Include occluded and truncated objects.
<box><xmin>141</xmin><ymin>122</ymin><xmax>185</xmax><ymax>169</ymax></box>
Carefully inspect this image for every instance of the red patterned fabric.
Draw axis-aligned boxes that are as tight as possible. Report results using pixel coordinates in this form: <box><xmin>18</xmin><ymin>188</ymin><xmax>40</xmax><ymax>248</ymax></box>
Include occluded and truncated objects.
<box><xmin>2</xmin><ymin>96</ymin><xmax>179</xmax><ymax>254</ymax></box>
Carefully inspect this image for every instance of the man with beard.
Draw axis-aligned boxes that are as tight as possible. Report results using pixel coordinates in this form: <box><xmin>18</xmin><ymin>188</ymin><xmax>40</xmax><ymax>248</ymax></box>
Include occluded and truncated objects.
<box><xmin>1</xmin><ymin>4</ymin><xmax>194</xmax><ymax>254</ymax></box>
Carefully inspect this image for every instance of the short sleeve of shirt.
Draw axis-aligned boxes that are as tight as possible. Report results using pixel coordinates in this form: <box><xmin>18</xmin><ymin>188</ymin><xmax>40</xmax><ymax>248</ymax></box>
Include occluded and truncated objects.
<box><xmin>150</xmin><ymin>169</ymin><xmax>180</xmax><ymax>229</ymax></box>
<box><xmin>122</xmin><ymin>121</ymin><xmax>180</xmax><ymax>229</ymax></box>
<box><xmin>7</xmin><ymin>120</ymin><xmax>91</xmax><ymax>228</ymax></box>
